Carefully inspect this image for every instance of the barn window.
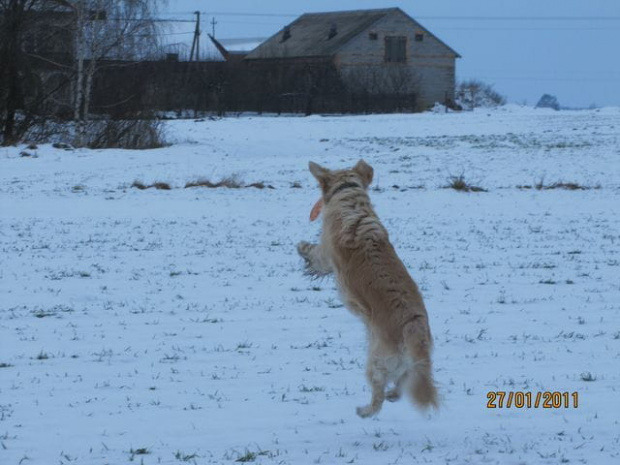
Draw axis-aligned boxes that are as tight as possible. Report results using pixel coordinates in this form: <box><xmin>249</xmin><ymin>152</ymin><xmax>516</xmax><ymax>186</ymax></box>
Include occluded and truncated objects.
<box><xmin>384</xmin><ymin>36</ymin><xmax>407</xmax><ymax>63</ymax></box>
<box><xmin>281</xmin><ymin>26</ymin><xmax>291</xmax><ymax>42</ymax></box>
<box><xmin>369</xmin><ymin>32</ymin><xmax>378</xmax><ymax>40</ymax></box>
<box><xmin>415</xmin><ymin>33</ymin><xmax>424</xmax><ymax>42</ymax></box>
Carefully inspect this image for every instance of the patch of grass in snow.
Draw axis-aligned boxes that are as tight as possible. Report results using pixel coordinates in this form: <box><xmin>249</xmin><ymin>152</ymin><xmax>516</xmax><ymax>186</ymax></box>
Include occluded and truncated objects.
<box><xmin>580</xmin><ymin>371</ymin><xmax>596</xmax><ymax>382</ymax></box>
<box><xmin>185</xmin><ymin>175</ymin><xmax>242</xmax><ymax>189</ymax></box>
<box><xmin>152</xmin><ymin>182</ymin><xmax>172</xmax><ymax>190</ymax></box>
<box><xmin>131</xmin><ymin>180</ymin><xmax>172</xmax><ymax>190</ymax></box>
<box><xmin>373</xmin><ymin>441</ymin><xmax>390</xmax><ymax>451</ymax></box>
<box><xmin>557</xmin><ymin>331</ymin><xmax>586</xmax><ymax>340</ymax></box>
<box><xmin>185</xmin><ymin>175</ymin><xmax>274</xmax><ymax>190</ymax></box>
<box><xmin>444</xmin><ymin>174</ymin><xmax>487</xmax><ymax>193</ymax></box>
<box><xmin>325</xmin><ymin>297</ymin><xmax>344</xmax><ymax>308</ymax></box>
<box><xmin>236</xmin><ymin>341</ymin><xmax>253</xmax><ymax>350</ymax></box>
<box><xmin>299</xmin><ymin>384</ymin><xmax>325</xmax><ymax>393</ymax></box>
<box><xmin>421</xmin><ymin>438</ymin><xmax>435</xmax><ymax>452</ymax></box>
<box><xmin>518</xmin><ymin>178</ymin><xmax>601</xmax><ymax>191</ymax></box>
<box><xmin>32</xmin><ymin>310</ymin><xmax>57</xmax><ymax>318</ymax></box>
<box><xmin>131</xmin><ymin>180</ymin><xmax>148</xmax><ymax>190</ymax></box>
<box><xmin>235</xmin><ymin>451</ymin><xmax>257</xmax><ymax>462</ymax></box>
<box><xmin>129</xmin><ymin>448</ymin><xmax>150</xmax><ymax>461</ymax></box>
<box><xmin>246</xmin><ymin>181</ymin><xmax>274</xmax><ymax>189</ymax></box>
<box><xmin>232</xmin><ymin>448</ymin><xmax>271</xmax><ymax>463</ymax></box>
<box><xmin>174</xmin><ymin>450</ymin><xmax>199</xmax><ymax>462</ymax></box>
<box><xmin>464</xmin><ymin>328</ymin><xmax>488</xmax><ymax>343</ymax></box>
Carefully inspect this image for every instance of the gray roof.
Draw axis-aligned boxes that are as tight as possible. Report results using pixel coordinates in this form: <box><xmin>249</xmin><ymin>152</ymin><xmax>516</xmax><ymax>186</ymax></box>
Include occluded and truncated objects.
<box><xmin>245</xmin><ymin>8</ymin><xmax>459</xmax><ymax>60</ymax></box>
<box><xmin>246</xmin><ymin>8</ymin><xmax>397</xmax><ymax>59</ymax></box>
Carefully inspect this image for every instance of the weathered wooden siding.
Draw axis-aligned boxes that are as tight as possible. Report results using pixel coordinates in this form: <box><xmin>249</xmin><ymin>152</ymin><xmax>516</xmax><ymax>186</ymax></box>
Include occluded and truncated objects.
<box><xmin>335</xmin><ymin>10</ymin><xmax>457</xmax><ymax>108</ymax></box>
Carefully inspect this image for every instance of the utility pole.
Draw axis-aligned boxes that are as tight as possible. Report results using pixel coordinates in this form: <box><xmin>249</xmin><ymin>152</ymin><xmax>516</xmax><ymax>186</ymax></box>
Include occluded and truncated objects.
<box><xmin>211</xmin><ymin>17</ymin><xmax>218</xmax><ymax>37</ymax></box>
<box><xmin>190</xmin><ymin>11</ymin><xmax>201</xmax><ymax>61</ymax></box>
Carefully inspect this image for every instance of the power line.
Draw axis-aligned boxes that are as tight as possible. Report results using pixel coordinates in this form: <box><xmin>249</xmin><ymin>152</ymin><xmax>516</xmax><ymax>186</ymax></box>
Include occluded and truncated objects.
<box><xmin>480</xmin><ymin>76</ymin><xmax>620</xmax><ymax>83</ymax></box>
<box><xmin>441</xmin><ymin>26</ymin><xmax>620</xmax><ymax>31</ymax></box>
<box><xmin>162</xmin><ymin>12</ymin><xmax>620</xmax><ymax>21</ymax></box>
<box><xmin>164</xmin><ymin>11</ymin><xmax>297</xmax><ymax>18</ymax></box>
<box><xmin>418</xmin><ymin>16</ymin><xmax>620</xmax><ymax>21</ymax></box>
<box><xmin>102</xmin><ymin>18</ymin><xmax>195</xmax><ymax>22</ymax></box>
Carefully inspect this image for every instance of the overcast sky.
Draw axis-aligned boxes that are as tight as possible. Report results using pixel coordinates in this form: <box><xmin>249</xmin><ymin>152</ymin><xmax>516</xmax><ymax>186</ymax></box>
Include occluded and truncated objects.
<box><xmin>161</xmin><ymin>1</ymin><xmax>620</xmax><ymax>107</ymax></box>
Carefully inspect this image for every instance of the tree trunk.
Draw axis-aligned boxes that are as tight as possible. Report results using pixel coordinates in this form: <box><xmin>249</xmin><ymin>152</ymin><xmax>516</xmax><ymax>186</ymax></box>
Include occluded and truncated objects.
<box><xmin>1</xmin><ymin>1</ymin><xmax>25</xmax><ymax>145</ymax></box>
<box><xmin>73</xmin><ymin>0</ymin><xmax>86</xmax><ymax>147</ymax></box>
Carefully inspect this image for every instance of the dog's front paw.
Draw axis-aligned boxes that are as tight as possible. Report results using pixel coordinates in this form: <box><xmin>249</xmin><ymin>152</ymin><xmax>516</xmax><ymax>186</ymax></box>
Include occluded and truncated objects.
<box><xmin>297</xmin><ymin>241</ymin><xmax>315</xmax><ymax>260</ymax></box>
<box><xmin>356</xmin><ymin>405</ymin><xmax>378</xmax><ymax>418</ymax></box>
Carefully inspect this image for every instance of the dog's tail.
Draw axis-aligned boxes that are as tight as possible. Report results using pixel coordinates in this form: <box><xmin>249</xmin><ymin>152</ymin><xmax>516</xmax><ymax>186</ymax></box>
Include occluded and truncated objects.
<box><xmin>403</xmin><ymin>316</ymin><xmax>438</xmax><ymax>409</ymax></box>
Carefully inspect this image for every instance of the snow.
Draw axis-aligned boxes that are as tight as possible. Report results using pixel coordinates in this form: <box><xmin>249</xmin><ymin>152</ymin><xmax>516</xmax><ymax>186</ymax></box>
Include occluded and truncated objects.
<box><xmin>1</xmin><ymin>106</ymin><xmax>620</xmax><ymax>464</ymax></box>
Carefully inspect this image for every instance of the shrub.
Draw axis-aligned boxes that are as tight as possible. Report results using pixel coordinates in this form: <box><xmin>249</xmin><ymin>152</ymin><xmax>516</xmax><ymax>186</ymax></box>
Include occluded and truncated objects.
<box><xmin>87</xmin><ymin>114</ymin><xmax>168</xmax><ymax>149</ymax></box>
<box><xmin>536</xmin><ymin>94</ymin><xmax>561</xmax><ymax>111</ymax></box>
<box><xmin>456</xmin><ymin>80</ymin><xmax>506</xmax><ymax>109</ymax></box>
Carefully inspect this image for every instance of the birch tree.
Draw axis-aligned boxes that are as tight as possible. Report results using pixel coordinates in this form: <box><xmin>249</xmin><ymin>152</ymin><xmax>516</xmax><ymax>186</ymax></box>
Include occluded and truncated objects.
<box><xmin>62</xmin><ymin>0</ymin><xmax>162</xmax><ymax>146</ymax></box>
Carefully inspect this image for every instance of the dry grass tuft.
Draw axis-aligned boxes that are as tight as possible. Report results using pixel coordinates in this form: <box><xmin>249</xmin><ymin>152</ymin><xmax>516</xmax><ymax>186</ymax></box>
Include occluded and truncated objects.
<box><xmin>131</xmin><ymin>181</ymin><xmax>171</xmax><ymax>190</ymax></box>
<box><xmin>218</xmin><ymin>175</ymin><xmax>243</xmax><ymax>189</ymax></box>
<box><xmin>131</xmin><ymin>181</ymin><xmax>149</xmax><ymax>190</ymax></box>
<box><xmin>517</xmin><ymin>179</ymin><xmax>600</xmax><ymax>191</ymax></box>
<box><xmin>184</xmin><ymin>178</ymin><xmax>219</xmax><ymax>188</ymax></box>
<box><xmin>133</xmin><ymin>176</ymin><xmax>275</xmax><ymax>191</ymax></box>
<box><xmin>185</xmin><ymin>175</ymin><xmax>274</xmax><ymax>190</ymax></box>
<box><xmin>246</xmin><ymin>181</ymin><xmax>275</xmax><ymax>190</ymax></box>
<box><xmin>445</xmin><ymin>175</ymin><xmax>487</xmax><ymax>192</ymax></box>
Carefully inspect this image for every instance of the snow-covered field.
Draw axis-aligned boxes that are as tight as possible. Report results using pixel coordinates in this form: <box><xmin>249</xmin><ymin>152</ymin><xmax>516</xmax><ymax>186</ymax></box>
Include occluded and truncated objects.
<box><xmin>1</xmin><ymin>106</ymin><xmax>619</xmax><ymax>465</ymax></box>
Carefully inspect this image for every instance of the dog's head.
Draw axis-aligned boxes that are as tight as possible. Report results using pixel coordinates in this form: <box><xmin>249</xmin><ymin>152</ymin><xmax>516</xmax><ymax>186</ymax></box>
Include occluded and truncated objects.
<box><xmin>308</xmin><ymin>160</ymin><xmax>374</xmax><ymax>200</ymax></box>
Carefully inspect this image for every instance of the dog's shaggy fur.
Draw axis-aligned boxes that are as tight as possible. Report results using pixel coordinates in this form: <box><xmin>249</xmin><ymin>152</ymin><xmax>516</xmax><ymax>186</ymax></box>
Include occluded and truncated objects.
<box><xmin>297</xmin><ymin>160</ymin><xmax>438</xmax><ymax>418</ymax></box>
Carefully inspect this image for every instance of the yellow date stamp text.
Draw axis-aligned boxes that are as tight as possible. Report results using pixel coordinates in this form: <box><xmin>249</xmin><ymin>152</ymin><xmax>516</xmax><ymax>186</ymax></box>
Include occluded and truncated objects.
<box><xmin>486</xmin><ymin>391</ymin><xmax>579</xmax><ymax>409</ymax></box>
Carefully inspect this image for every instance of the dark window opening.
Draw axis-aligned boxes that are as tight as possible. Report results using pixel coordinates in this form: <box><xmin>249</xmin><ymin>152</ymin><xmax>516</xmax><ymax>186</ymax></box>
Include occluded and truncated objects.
<box><xmin>281</xmin><ymin>26</ymin><xmax>291</xmax><ymax>43</ymax></box>
<box><xmin>369</xmin><ymin>32</ymin><xmax>378</xmax><ymax>40</ymax></box>
<box><xmin>328</xmin><ymin>23</ymin><xmax>338</xmax><ymax>40</ymax></box>
<box><xmin>415</xmin><ymin>33</ymin><xmax>424</xmax><ymax>42</ymax></box>
<box><xmin>384</xmin><ymin>36</ymin><xmax>407</xmax><ymax>63</ymax></box>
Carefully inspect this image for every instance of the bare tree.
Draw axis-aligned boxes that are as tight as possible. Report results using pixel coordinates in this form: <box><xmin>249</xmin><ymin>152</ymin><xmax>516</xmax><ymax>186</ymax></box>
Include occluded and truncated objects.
<box><xmin>63</xmin><ymin>0</ymin><xmax>163</xmax><ymax>146</ymax></box>
<box><xmin>456</xmin><ymin>79</ymin><xmax>506</xmax><ymax>110</ymax></box>
<box><xmin>0</xmin><ymin>0</ymin><xmax>42</xmax><ymax>144</ymax></box>
<box><xmin>1</xmin><ymin>0</ymin><xmax>163</xmax><ymax>145</ymax></box>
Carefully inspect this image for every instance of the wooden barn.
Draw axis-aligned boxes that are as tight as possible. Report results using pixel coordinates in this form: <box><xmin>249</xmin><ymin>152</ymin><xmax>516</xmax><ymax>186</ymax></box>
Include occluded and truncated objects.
<box><xmin>245</xmin><ymin>8</ymin><xmax>460</xmax><ymax>109</ymax></box>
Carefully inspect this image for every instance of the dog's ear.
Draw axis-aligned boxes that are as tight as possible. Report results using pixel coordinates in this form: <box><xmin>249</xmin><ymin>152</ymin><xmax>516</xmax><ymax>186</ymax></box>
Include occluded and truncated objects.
<box><xmin>309</xmin><ymin>161</ymin><xmax>330</xmax><ymax>189</ymax></box>
<box><xmin>353</xmin><ymin>160</ymin><xmax>374</xmax><ymax>188</ymax></box>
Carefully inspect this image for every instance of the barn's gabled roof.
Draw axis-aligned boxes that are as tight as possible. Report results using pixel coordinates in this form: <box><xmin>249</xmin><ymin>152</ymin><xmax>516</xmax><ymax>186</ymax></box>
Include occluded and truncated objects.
<box><xmin>246</xmin><ymin>8</ymin><xmax>396</xmax><ymax>59</ymax></box>
<box><xmin>245</xmin><ymin>8</ymin><xmax>460</xmax><ymax>60</ymax></box>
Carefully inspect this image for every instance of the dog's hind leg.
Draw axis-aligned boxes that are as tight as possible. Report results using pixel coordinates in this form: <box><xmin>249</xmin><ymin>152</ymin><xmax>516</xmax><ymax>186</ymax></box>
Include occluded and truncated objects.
<box><xmin>297</xmin><ymin>241</ymin><xmax>333</xmax><ymax>277</ymax></box>
<box><xmin>386</xmin><ymin>371</ymin><xmax>408</xmax><ymax>402</ymax></box>
<box><xmin>403</xmin><ymin>316</ymin><xmax>438</xmax><ymax>409</ymax></box>
<box><xmin>356</xmin><ymin>353</ymin><xmax>388</xmax><ymax>418</ymax></box>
